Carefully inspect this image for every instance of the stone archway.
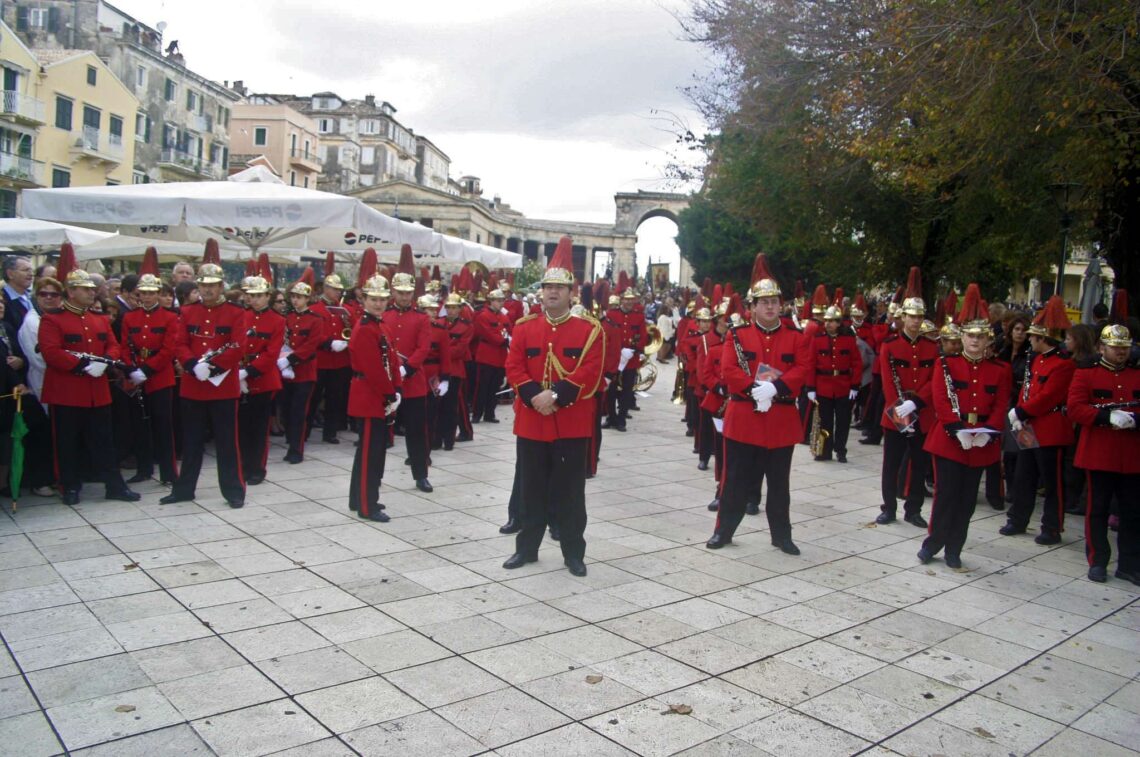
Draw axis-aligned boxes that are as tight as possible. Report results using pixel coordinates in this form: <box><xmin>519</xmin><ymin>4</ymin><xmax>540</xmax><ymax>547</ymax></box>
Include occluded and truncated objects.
<box><xmin>613</xmin><ymin>190</ymin><xmax>691</xmax><ymax>283</ymax></box>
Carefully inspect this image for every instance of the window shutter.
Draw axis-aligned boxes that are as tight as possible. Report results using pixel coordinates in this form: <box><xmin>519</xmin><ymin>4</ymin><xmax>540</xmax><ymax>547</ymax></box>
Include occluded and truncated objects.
<box><xmin>16</xmin><ymin>6</ymin><xmax>28</xmax><ymax>32</ymax></box>
<box><xmin>47</xmin><ymin>6</ymin><xmax>61</xmax><ymax>33</ymax></box>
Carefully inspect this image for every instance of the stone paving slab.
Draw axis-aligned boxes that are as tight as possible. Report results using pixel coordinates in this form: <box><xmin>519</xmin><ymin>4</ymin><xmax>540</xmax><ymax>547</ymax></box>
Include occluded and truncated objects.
<box><xmin>0</xmin><ymin>359</ymin><xmax>1135</xmax><ymax>755</ymax></box>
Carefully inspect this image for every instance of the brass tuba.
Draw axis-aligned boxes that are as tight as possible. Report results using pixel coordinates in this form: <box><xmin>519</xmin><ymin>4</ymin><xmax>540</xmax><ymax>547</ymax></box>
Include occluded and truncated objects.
<box><xmin>635</xmin><ymin>361</ymin><xmax>658</xmax><ymax>391</ymax></box>
<box><xmin>643</xmin><ymin>324</ymin><xmax>663</xmax><ymax>356</ymax></box>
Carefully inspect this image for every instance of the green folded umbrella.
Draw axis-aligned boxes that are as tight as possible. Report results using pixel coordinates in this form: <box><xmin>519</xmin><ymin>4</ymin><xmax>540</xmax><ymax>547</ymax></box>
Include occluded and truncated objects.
<box><xmin>10</xmin><ymin>394</ymin><xmax>27</xmax><ymax>513</ymax></box>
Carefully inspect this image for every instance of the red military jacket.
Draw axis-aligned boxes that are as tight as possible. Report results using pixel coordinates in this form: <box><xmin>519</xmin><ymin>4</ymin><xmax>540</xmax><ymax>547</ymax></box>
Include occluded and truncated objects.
<box><xmin>1013</xmin><ymin>347</ymin><xmax>1075</xmax><ymax>447</ymax></box>
<box><xmin>311</xmin><ymin>297</ymin><xmax>353</xmax><ymax>371</ymax></box>
<box><xmin>599</xmin><ymin>315</ymin><xmax>621</xmax><ymax>377</ymax></box>
<box><xmin>504</xmin><ymin>296</ymin><xmax>525</xmax><ymax>325</ymax></box>
<box><xmin>698</xmin><ymin>330</ymin><xmax>725</xmax><ymax>411</ymax></box>
<box><xmin>445</xmin><ymin>315</ymin><xmax>474</xmax><ymax>379</ymax></box>
<box><xmin>348</xmin><ymin>314</ymin><xmax>402</xmax><ymax>418</ymax></box>
<box><xmin>870</xmin><ymin>321</ymin><xmax>893</xmax><ymax>376</ymax></box>
<box><xmin>854</xmin><ymin>321</ymin><xmax>875</xmax><ymax>351</ymax></box>
<box><xmin>692</xmin><ymin>330</ymin><xmax>722</xmax><ymax>400</ymax></box>
<box><xmin>121</xmin><ymin>305</ymin><xmax>178</xmax><ymax>393</ymax></box>
<box><xmin>382</xmin><ymin>304</ymin><xmax>432</xmax><ymax>399</ymax></box>
<box><xmin>506</xmin><ymin>311</ymin><xmax>604</xmax><ymax>441</ymax></box>
<box><xmin>924</xmin><ymin>354</ymin><xmax>1011</xmax><ymax>467</ymax></box>
<box><xmin>39</xmin><ymin>303</ymin><xmax>120</xmax><ymax>408</ymax></box>
<box><xmin>605</xmin><ymin>307</ymin><xmax>648</xmax><ymax>371</ymax></box>
<box><xmin>282</xmin><ymin>308</ymin><xmax>325</xmax><ymax>384</ymax></box>
<box><xmin>474</xmin><ymin>306</ymin><xmax>511</xmax><ymax>367</ymax></box>
<box><xmin>808</xmin><ymin>329</ymin><xmax>863</xmax><ymax>398</ymax></box>
<box><xmin>242</xmin><ymin>307</ymin><xmax>284</xmax><ymax>395</ymax></box>
<box><xmin>1067</xmin><ymin>358</ymin><xmax>1140</xmax><ymax>473</ymax></box>
<box><xmin>423</xmin><ymin>317</ymin><xmax>453</xmax><ymax>385</ymax></box>
<box><xmin>175</xmin><ymin>300</ymin><xmax>247</xmax><ymax>401</ymax></box>
<box><xmin>721</xmin><ymin>320</ymin><xmax>812</xmax><ymax>448</ymax></box>
<box><xmin>879</xmin><ymin>330</ymin><xmax>938</xmax><ymax>432</ymax></box>
<box><xmin>676</xmin><ymin>323</ymin><xmax>703</xmax><ymax>378</ymax></box>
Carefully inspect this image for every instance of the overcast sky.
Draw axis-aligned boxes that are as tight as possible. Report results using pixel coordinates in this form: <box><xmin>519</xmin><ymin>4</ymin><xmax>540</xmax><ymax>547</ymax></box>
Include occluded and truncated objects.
<box><xmin>116</xmin><ymin>0</ymin><xmax>709</xmax><ymax>278</ymax></box>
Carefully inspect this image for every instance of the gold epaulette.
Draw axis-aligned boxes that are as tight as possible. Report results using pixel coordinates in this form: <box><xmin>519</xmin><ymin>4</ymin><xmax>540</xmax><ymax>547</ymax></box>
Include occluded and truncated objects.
<box><xmin>574</xmin><ymin>311</ymin><xmax>600</xmax><ymax>325</ymax></box>
<box><xmin>515</xmin><ymin>313</ymin><xmax>539</xmax><ymax>325</ymax></box>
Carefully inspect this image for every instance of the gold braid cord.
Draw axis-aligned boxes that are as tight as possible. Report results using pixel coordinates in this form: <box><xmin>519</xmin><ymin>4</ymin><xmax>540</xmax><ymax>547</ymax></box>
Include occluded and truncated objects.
<box><xmin>542</xmin><ymin>319</ymin><xmax>603</xmax><ymax>399</ymax></box>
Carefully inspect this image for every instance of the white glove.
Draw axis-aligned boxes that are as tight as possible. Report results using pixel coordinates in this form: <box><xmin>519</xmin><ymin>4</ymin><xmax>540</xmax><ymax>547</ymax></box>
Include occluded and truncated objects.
<box><xmin>896</xmin><ymin>399</ymin><xmax>917</xmax><ymax>417</ymax></box>
<box><xmin>330</xmin><ymin>340</ymin><xmax>348</xmax><ymax>353</ymax></box>
<box><xmin>751</xmin><ymin>381</ymin><xmax>777</xmax><ymax>404</ymax></box>
<box><xmin>620</xmin><ymin>347</ymin><xmax>635</xmax><ymax>361</ymax></box>
<box><xmin>956</xmin><ymin>430</ymin><xmax>973</xmax><ymax>450</ymax></box>
<box><xmin>437</xmin><ymin>380</ymin><xmax>449</xmax><ymax>397</ymax></box>
<box><xmin>386</xmin><ymin>394</ymin><xmax>401</xmax><ymax>416</ymax></box>
<box><xmin>1110</xmin><ymin>409</ymin><xmax>1136</xmax><ymax>429</ymax></box>
<box><xmin>712</xmin><ymin>417</ymin><xmax>724</xmax><ymax>434</ymax></box>
<box><xmin>277</xmin><ymin>356</ymin><xmax>291</xmax><ymax>371</ymax></box>
<box><xmin>807</xmin><ymin>391</ymin><xmax>817</xmax><ymax>402</ymax></box>
<box><xmin>1007</xmin><ymin>408</ymin><xmax>1023</xmax><ymax>431</ymax></box>
<box><xmin>129</xmin><ymin>369</ymin><xmax>147</xmax><ymax>385</ymax></box>
<box><xmin>281</xmin><ymin>366</ymin><xmax>295</xmax><ymax>380</ymax></box>
<box><xmin>399</xmin><ymin>365</ymin><xmax>407</xmax><ymax>379</ymax></box>
<box><xmin>757</xmin><ymin>399</ymin><xmax>772</xmax><ymax>413</ymax></box>
<box><xmin>972</xmin><ymin>433</ymin><xmax>992</xmax><ymax>447</ymax></box>
<box><xmin>501</xmin><ymin>307</ymin><xmax>508</xmax><ymax>316</ymax></box>
<box><xmin>83</xmin><ymin>361</ymin><xmax>107</xmax><ymax>378</ymax></box>
<box><xmin>192</xmin><ymin>362</ymin><xmax>212</xmax><ymax>382</ymax></box>
<box><xmin>238</xmin><ymin>369</ymin><xmax>249</xmax><ymax>382</ymax></box>
<box><xmin>849</xmin><ymin>389</ymin><xmax>859</xmax><ymax>401</ymax></box>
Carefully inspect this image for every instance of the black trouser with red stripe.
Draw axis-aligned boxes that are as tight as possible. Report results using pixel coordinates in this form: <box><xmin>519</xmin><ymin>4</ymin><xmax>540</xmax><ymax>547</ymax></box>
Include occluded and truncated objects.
<box><xmin>1085</xmin><ymin>469</ymin><xmax>1139</xmax><ymax>572</ymax></box>
<box><xmin>698</xmin><ymin>406</ymin><xmax>715</xmax><ymax>463</ymax></box>
<box><xmin>881</xmin><ymin>429</ymin><xmax>928</xmax><ymax>517</ymax></box>
<box><xmin>130</xmin><ymin>386</ymin><xmax>178</xmax><ymax>483</ymax></box>
<box><xmin>50</xmin><ymin>404</ymin><xmax>128</xmax><ymax>496</ymax></box>
<box><xmin>437</xmin><ymin>377</ymin><xmax>463</xmax><ymax>447</ymax></box>
<box><xmin>398</xmin><ymin>395</ymin><xmax>429</xmax><ymax>480</ymax></box>
<box><xmin>714</xmin><ymin>440</ymin><xmax>793</xmax><ymax>541</ymax></box>
<box><xmin>515</xmin><ymin>436</ymin><xmax>588</xmax><ymax>561</ymax></box>
<box><xmin>863</xmin><ymin>375</ymin><xmax>884</xmax><ymax>442</ymax></box>
<box><xmin>923</xmin><ymin>456</ymin><xmax>984</xmax><ymax>558</ymax></box>
<box><xmin>474</xmin><ymin>364</ymin><xmax>503</xmax><ymax>421</ymax></box>
<box><xmin>589</xmin><ymin>395</ymin><xmax>603</xmax><ymax>475</ymax></box>
<box><xmin>1008</xmin><ymin>445</ymin><xmax>1065</xmax><ymax>533</ymax></box>
<box><xmin>281</xmin><ymin>381</ymin><xmax>314</xmax><ymax>458</ymax></box>
<box><xmin>239</xmin><ymin>391</ymin><xmax>275</xmax><ymax>482</ymax></box>
<box><xmin>350</xmin><ymin>416</ymin><xmax>389</xmax><ymax>517</ymax></box>
<box><xmin>316</xmin><ymin>366</ymin><xmax>351</xmax><ymax>441</ymax></box>
<box><xmin>172</xmin><ymin>397</ymin><xmax>244</xmax><ymax>503</ymax></box>
<box><xmin>818</xmin><ymin>395</ymin><xmax>852</xmax><ymax>457</ymax></box>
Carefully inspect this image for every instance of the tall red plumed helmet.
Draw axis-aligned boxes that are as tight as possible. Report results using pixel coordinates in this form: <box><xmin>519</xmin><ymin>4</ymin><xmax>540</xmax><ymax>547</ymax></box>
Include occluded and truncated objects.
<box><xmin>541</xmin><ymin>236</ymin><xmax>575</xmax><ymax>286</ymax></box>
<box><xmin>746</xmin><ymin>252</ymin><xmax>781</xmax><ymax>301</ymax></box>
<box><xmin>1028</xmin><ymin>295</ymin><xmax>1071</xmax><ymax>342</ymax></box>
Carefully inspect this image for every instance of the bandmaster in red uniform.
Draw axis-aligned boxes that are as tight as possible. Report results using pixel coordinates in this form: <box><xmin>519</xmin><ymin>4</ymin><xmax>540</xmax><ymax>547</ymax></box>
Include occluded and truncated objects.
<box><xmin>501</xmin><ymin>236</ymin><xmax>604</xmax><ymax>577</ymax></box>
<box><xmin>707</xmin><ymin>253</ymin><xmax>811</xmax><ymax>554</ymax></box>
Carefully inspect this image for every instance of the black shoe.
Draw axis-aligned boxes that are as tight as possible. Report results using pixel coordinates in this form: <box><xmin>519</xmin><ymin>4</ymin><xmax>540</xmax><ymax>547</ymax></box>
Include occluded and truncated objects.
<box><xmin>1034</xmin><ymin>530</ymin><xmax>1061</xmax><ymax>546</ymax></box>
<box><xmin>685</xmin><ymin>429</ymin><xmax>695</xmax><ymax>437</ymax></box>
<box><xmin>773</xmin><ymin>538</ymin><xmax>801</xmax><ymax>556</ymax></box>
<box><xmin>548</xmin><ymin>527</ymin><xmax>561</xmax><ymax>542</ymax></box>
<box><xmin>630</xmin><ymin>405</ymin><xmax>640</xmax><ymax>412</ymax></box>
<box><xmin>1088</xmin><ymin>565</ymin><xmax>1107</xmax><ymax>583</ymax></box>
<box><xmin>471</xmin><ymin>418</ymin><xmax>482</xmax><ymax>424</ymax></box>
<box><xmin>126</xmin><ymin>473</ymin><xmax>151</xmax><ymax>484</ymax></box>
<box><xmin>999</xmin><ymin>522</ymin><xmax>1025</xmax><ymax>536</ymax></box>
<box><xmin>443</xmin><ymin>443</ymin><xmax>454</xmax><ymax>451</ymax></box>
<box><xmin>62</xmin><ymin>490</ymin><xmax>80</xmax><ymax>506</ymax></box>
<box><xmin>1064</xmin><ymin>504</ymin><xmax>1084</xmax><ymax>515</ymax></box>
<box><xmin>1113</xmin><ymin>569</ymin><xmax>1140</xmax><ymax>586</ymax></box>
<box><xmin>697</xmin><ymin>460</ymin><xmax>709</xmax><ymax>471</ymax></box>
<box><xmin>159</xmin><ymin>493</ymin><xmax>193</xmax><ymax>505</ymax></box>
<box><xmin>485</xmin><ymin>418</ymin><xmax>500</xmax><ymax>424</ymax></box>
<box><xmin>323</xmin><ymin>437</ymin><xmax>340</xmax><ymax>445</ymax></box>
<box><xmin>945</xmin><ymin>554</ymin><xmax>963</xmax><ymax>569</ymax></box>
<box><xmin>364</xmin><ymin>510</ymin><xmax>390</xmax><ymax>523</ymax></box>
<box><xmin>875</xmin><ymin>512</ymin><xmax>896</xmax><ymax>525</ymax></box>
<box><xmin>499</xmin><ymin>519</ymin><xmax>521</xmax><ymax>534</ymax></box>
<box><xmin>405</xmin><ymin>457</ymin><xmax>412</xmax><ymax>466</ymax></box>
<box><xmin>284</xmin><ymin>451</ymin><xmax>303</xmax><ymax>464</ymax></box>
<box><xmin>502</xmin><ymin>553</ymin><xmax>537</xmax><ymax>569</ymax></box>
<box><xmin>431</xmin><ymin>442</ymin><xmax>442</xmax><ymax>451</ymax></box>
<box><xmin>707</xmin><ymin>498</ymin><xmax>719</xmax><ymax>512</ymax></box>
<box><xmin>246</xmin><ymin>475</ymin><xmax>265</xmax><ymax>486</ymax></box>
<box><xmin>904</xmin><ymin>512</ymin><xmax>928</xmax><ymax>529</ymax></box>
<box><xmin>613</xmin><ymin>424</ymin><xmax>626</xmax><ymax>432</ymax></box>
<box><xmin>745</xmin><ymin>501</ymin><xmax>760</xmax><ymax>516</ymax></box>
<box><xmin>917</xmin><ymin>547</ymin><xmax>933</xmax><ymax>564</ymax></box>
<box><xmin>988</xmin><ymin>499</ymin><xmax>1005</xmax><ymax>511</ymax></box>
<box><xmin>858</xmin><ymin>438</ymin><xmax>880</xmax><ymax>446</ymax></box>
<box><xmin>565</xmin><ymin>557</ymin><xmax>587</xmax><ymax>576</ymax></box>
<box><xmin>227</xmin><ymin>498</ymin><xmax>244</xmax><ymax>509</ymax></box>
<box><xmin>416</xmin><ymin>479</ymin><xmax>433</xmax><ymax>493</ymax></box>
<box><xmin>456</xmin><ymin>434</ymin><xmax>472</xmax><ymax>442</ymax></box>
<box><xmin>836</xmin><ymin>452</ymin><xmax>847</xmax><ymax>463</ymax></box>
<box><xmin>813</xmin><ymin>455</ymin><xmax>832</xmax><ymax>462</ymax></box>
<box><xmin>105</xmin><ymin>488</ymin><xmax>141</xmax><ymax>502</ymax></box>
<box><xmin>706</xmin><ymin>533</ymin><xmax>732</xmax><ymax>549</ymax></box>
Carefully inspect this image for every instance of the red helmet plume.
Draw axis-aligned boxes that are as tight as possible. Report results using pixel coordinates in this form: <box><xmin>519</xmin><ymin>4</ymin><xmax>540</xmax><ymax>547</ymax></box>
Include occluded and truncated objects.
<box><xmin>140</xmin><ymin>246</ymin><xmax>160</xmax><ymax>277</ymax></box>
<box><xmin>202</xmin><ymin>238</ymin><xmax>221</xmax><ymax>266</ymax></box>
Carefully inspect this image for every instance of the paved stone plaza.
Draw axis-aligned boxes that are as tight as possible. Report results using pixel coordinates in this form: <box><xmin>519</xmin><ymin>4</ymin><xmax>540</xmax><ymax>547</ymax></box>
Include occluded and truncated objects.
<box><xmin>0</xmin><ymin>361</ymin><xmax>1136</xmax><ymax>756</ymax></box>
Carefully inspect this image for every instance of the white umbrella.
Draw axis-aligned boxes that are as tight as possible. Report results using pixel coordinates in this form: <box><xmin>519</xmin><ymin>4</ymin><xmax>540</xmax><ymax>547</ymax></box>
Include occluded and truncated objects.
<box><xmin>21</xmin><ymin>180</ymin><xmax>434</xmax><ymax>258</ymax></box>
<box><xmin>0</xmin><ymin>218</ymin><xmax>114</xmax><ymax>250</ymax></box>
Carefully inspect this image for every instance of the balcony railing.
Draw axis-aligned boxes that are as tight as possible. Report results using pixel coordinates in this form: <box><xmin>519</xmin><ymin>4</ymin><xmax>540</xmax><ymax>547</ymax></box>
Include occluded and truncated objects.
<box><xmin>159</xmin><ymin>147</ymin><xmax>223</xmax><ymax>179</ymax></box>
<box><xmin>0</xmin><ymin>91</ymin><xmax>46</xmax><ymax>124</ymax></box>
<box><xmin>71</xmin><ymin>126</ymin><xmax>124</xmax><ymax>163</ymax></box>
<box><xmin>0</xmin><ymin>150</ymin><xmax>43</xmax><ymax>185</ymax></box>
<box><xmin>189</xmin><ymin>113</ymin><xmax>213</xmax><ymax>133</ymax></box>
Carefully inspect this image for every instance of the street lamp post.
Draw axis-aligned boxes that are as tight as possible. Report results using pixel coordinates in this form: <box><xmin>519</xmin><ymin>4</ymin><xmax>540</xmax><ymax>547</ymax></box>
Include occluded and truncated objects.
<box><xmin>1047</xmin><ymin>182</ymin><xmax>1085</xmax><ymax>302</ymax></box>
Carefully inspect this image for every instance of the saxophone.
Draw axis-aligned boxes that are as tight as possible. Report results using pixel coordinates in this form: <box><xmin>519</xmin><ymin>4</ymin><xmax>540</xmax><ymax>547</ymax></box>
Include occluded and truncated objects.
<box><xmin>810</xmin><ymin>399</ymin><xmax>829</xmax><ymax>457</ymax></box>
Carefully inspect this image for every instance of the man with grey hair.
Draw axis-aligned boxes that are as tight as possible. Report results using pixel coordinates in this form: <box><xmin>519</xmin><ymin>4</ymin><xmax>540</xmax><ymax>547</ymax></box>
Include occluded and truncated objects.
<box><xmin>171</xmin><ymin>261</ymin><xmax>195</xmax><ymax>285</ymax></box>
<box><xmin>2</xmin><ymin>255</ymin><xmax>34</xmax><ymax>332</ymax></box>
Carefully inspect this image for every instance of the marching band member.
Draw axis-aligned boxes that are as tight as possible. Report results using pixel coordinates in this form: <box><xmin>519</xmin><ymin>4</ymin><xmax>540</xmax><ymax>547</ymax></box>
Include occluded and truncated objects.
<box><xmin>918</xmin><ymin>285</ymin><xmax>1011</xmax><ymax>569</ymax></box>
<box><xmin>279</xmin><ymin>269</ymin><xmax>325</xmax><ymax>465</ymax></box>
<box><xmin>440</xmin><ymin>290</ymin><xmax>474</xmax><ymax>449</ymax></box>
<box><xmin>238</xmin><ymin>276</ymin><xmax>284</xmax><ymax>485</ymax></box>
<box><xmin>310</xmin><ymin>264</ymin><xmax>352</xmax><ymax>445</ymax></box>
<box><xmin>807</xmin><ymin>298</ymin><xmax>862</xmax><ymax>463</ymax></box>
<box><xmin>473</xmin><ymin>286</ymin><xmax>511</xmax><ymax>424</ymax></box>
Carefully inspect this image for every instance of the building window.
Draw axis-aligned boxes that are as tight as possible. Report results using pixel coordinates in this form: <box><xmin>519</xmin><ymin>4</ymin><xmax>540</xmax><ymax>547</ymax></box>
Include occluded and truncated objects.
<box><xmin>186</xmin><ymin>90</ymin><xmax>199</xmax><ymax>113</ymax></box>
<box><xmin>163</xmin><ymin>124</ymin><xmax>177</xmax><ymax>149</ymax></box>
<box><xmin>51</xmin><ymin>168</ymin><xmax>70</xmax><ymax>188</ymax></box>
<box><xmin>86</xmin><ymin>66</ymin><xmax>97</xmax><ymax>86</ymax></box>
<box><xmin>360</xmin><ymin>119</ymin><xmax>378</xmax><ymax>134</ymax></box>
<box><xmin>135</xmin><ymin>112</ymin><xmax>150</xmax><ymax>142</ymax></box>
<box><xmin>133</xmin><ymin>171</ymin><xmax>148</xmax><ymax>184</ymax></box>
<box><xmin>164</xmin><ymin>78</ymin><xmax>176</xmax><ymax>102</ymax></box>
<box><xmin>289</xmin><ymin>170</ymin><xmax>295</xmax><ymax>186</ymax></box>
<box><xmin>318</xmin><ymin>118</ymin><xmax>333</xmax><ymax>133</ymax></box>
<box><xmin>361</xmin><ymin>146</ymin><xmax>375</xmax><ymax>165</ymax></box>
<box><xmin>55</xmin><ymin>96</ymin><xmax>72</xmax><ymax>130</ymax></box>
<box><xmin>303</xmin><ymin>176</ymin><xmax>309</xmax><ymax>188</ymax></box>
<box><xmin>29</xmin><ymin>8</ymin><xmax>48</xmax><ymax>28</ymax></box>
<box><xmin>136</xmin><ymin>65</ymin><xmax>146</xmax><ymax>89</ymax></box>
<box><xmin>109</xmin><ymin>115</ymin><xmax>123</xmax><ymax>144</ymax></box>
<box><xmin>0</xmin><ymin>190</ymin><xmax>15</xmax><ymax>218</ymax></box>
<box><xmin>253</xmin><ymin>126</ymin><xmax>267</xmax><ymax>146</ymax></box>
<box><xmin>105</xmin><ymin>180</ymin><xmax>119</xmax><ymax>186</ymax></box>
<box><xmin>216</xmin><ymin>105</ymin><xmax>229</xmax><ymax>128</ymax></box>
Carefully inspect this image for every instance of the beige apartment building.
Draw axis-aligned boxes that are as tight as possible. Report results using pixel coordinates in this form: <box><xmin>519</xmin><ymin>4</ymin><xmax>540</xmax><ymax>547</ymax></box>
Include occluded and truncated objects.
<box><xmin>228</xmin><ymin>101</ymin><xmax>321</xmax><ymax>187</ymax></box>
